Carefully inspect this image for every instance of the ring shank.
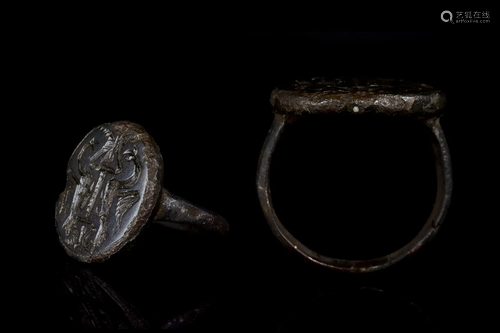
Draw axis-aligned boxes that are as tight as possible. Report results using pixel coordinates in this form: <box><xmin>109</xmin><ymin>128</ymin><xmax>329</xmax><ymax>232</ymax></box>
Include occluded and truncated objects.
<box><xmin>152</xmin><ymin>188</ymin><xmax>229</xmax><ymax>236</ymax></box>
<box><xmin>257</xmin><ymin>113</ymin><xmax>452</xmax><ymax>273</ymax></box>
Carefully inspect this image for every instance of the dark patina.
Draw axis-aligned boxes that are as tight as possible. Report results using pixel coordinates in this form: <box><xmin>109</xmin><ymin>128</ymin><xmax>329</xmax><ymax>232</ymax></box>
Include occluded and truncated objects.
<box><xmin>258</xmin><ymin>77</ymin><xmax>452</xmax><ymax>273</ymax></box>
<box><xmin>270</xmin><ymin>77</ymin><xmax>446</xmax><ymax>118</ymax></box>
<box><xmin>56</xmin><ymin>121</ymin><xmax>228</xmax><ymax>263</ymax></box>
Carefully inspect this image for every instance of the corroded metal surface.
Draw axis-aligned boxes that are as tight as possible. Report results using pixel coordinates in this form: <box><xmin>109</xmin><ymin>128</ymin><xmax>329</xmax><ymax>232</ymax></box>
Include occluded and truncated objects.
<box><xmin>55</xmin><ymin>121</ymin><xmax>163</xmax><ymax>263</ymax></box>
<box><xmin>56</xmin><ymin>121</ymin><xmax>228</xmax><ymax>263</ymax></box>
<box><xmin>270</xmin><ymin>77</ymin><xmax>446</xmax><ymax>118</ymax></box>
<box><xmin>258</xmin><ymin>78</ymin><xmax>453</xmax><ymax>273</ymax></box>
<box><xmin>153</xmin><ymin>188</ymin><xmax>230</xmax><ymax>235</ymax></box>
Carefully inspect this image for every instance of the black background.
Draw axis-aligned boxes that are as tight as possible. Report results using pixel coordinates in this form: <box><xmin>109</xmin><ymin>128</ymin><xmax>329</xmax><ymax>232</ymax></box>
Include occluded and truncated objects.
<box><xmin>4</xmin><ymin>8</ymin><xmax>496</xmax><ymax>331</ymax></box>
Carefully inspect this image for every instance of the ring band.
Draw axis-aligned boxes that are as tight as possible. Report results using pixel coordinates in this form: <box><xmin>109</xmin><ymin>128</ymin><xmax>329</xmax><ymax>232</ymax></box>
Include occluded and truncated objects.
<box><xmin>257</xmin><ymin>77</ymin><xmax>452</xmax><ymax>273</ymax></box>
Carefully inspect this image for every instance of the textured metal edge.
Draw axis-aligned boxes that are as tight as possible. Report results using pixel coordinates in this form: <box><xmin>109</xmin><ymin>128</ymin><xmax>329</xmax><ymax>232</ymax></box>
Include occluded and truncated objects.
<box><xmin>55</xmin><ymin>121</ymin><xmax>164</xmax><ymax>263</ymax></box>
<box><xmin>270</xmin><ymin>86</ymin><xmax>447</xmax><ymax>118</ymax></box>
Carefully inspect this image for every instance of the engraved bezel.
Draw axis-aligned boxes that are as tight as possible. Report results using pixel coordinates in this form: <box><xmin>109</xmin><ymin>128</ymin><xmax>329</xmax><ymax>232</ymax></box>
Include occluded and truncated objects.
<box><xmin>55</xmin><ymin>121</ymin><xmax>163</xmax><ymax>263</ymax></box>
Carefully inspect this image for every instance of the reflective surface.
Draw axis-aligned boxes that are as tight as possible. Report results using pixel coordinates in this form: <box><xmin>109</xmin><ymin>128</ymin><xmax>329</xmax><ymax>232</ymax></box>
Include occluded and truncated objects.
<box><xmin>9</xmin><ymin>29</ymin><xmax>494</xmax><ymax>331</ymax></box>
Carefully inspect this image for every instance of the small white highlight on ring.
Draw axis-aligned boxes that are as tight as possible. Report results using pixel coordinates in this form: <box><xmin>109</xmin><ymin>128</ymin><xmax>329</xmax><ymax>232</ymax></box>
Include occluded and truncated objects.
<box><xmin>353</xmin><ymin>106</ymin><xmax>359</xmax><ymax>112</ymax></box>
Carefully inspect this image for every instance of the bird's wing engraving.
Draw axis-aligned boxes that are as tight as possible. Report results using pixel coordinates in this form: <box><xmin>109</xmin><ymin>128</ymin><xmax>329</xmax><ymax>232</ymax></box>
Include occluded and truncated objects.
<box><xmin>115</xmin><ymin>190</ymin><xmax>140</xmax><ymax>229</ymax></box>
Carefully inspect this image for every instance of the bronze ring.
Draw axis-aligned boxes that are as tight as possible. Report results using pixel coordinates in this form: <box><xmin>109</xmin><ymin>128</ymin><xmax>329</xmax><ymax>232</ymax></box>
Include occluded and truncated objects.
<box><xmin>55</xmin><ymin>121</ymin><xmax>229</xmax><ymax>263</ymax></box>
<box><xmin>256</xmin><ymin>77</ymin><xmax>452</xmax><ymax>273</ymax></box>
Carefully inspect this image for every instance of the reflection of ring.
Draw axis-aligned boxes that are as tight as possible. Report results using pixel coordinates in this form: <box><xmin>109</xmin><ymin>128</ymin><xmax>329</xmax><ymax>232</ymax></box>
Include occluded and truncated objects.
<box><xmin>257</xmin><ymin>77</ymin><xmax>452</xmax><ymax>273</ymax></box>
<box><xmin>59</xmin><ymin>261</ymin><xmax>211</xmax><ymax>329</ymax></box>
<box><xmin>56</xmin><ymin>121</ymin><xmax>229</xmax><ymax>263</ymax></box>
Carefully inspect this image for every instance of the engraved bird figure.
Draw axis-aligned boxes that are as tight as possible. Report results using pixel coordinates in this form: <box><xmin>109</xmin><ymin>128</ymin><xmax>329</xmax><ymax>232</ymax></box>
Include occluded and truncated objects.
<box><xmin>92</xmin><ymin>144</ymin><xmax>141</xmax><ymax>251</ymax></box>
